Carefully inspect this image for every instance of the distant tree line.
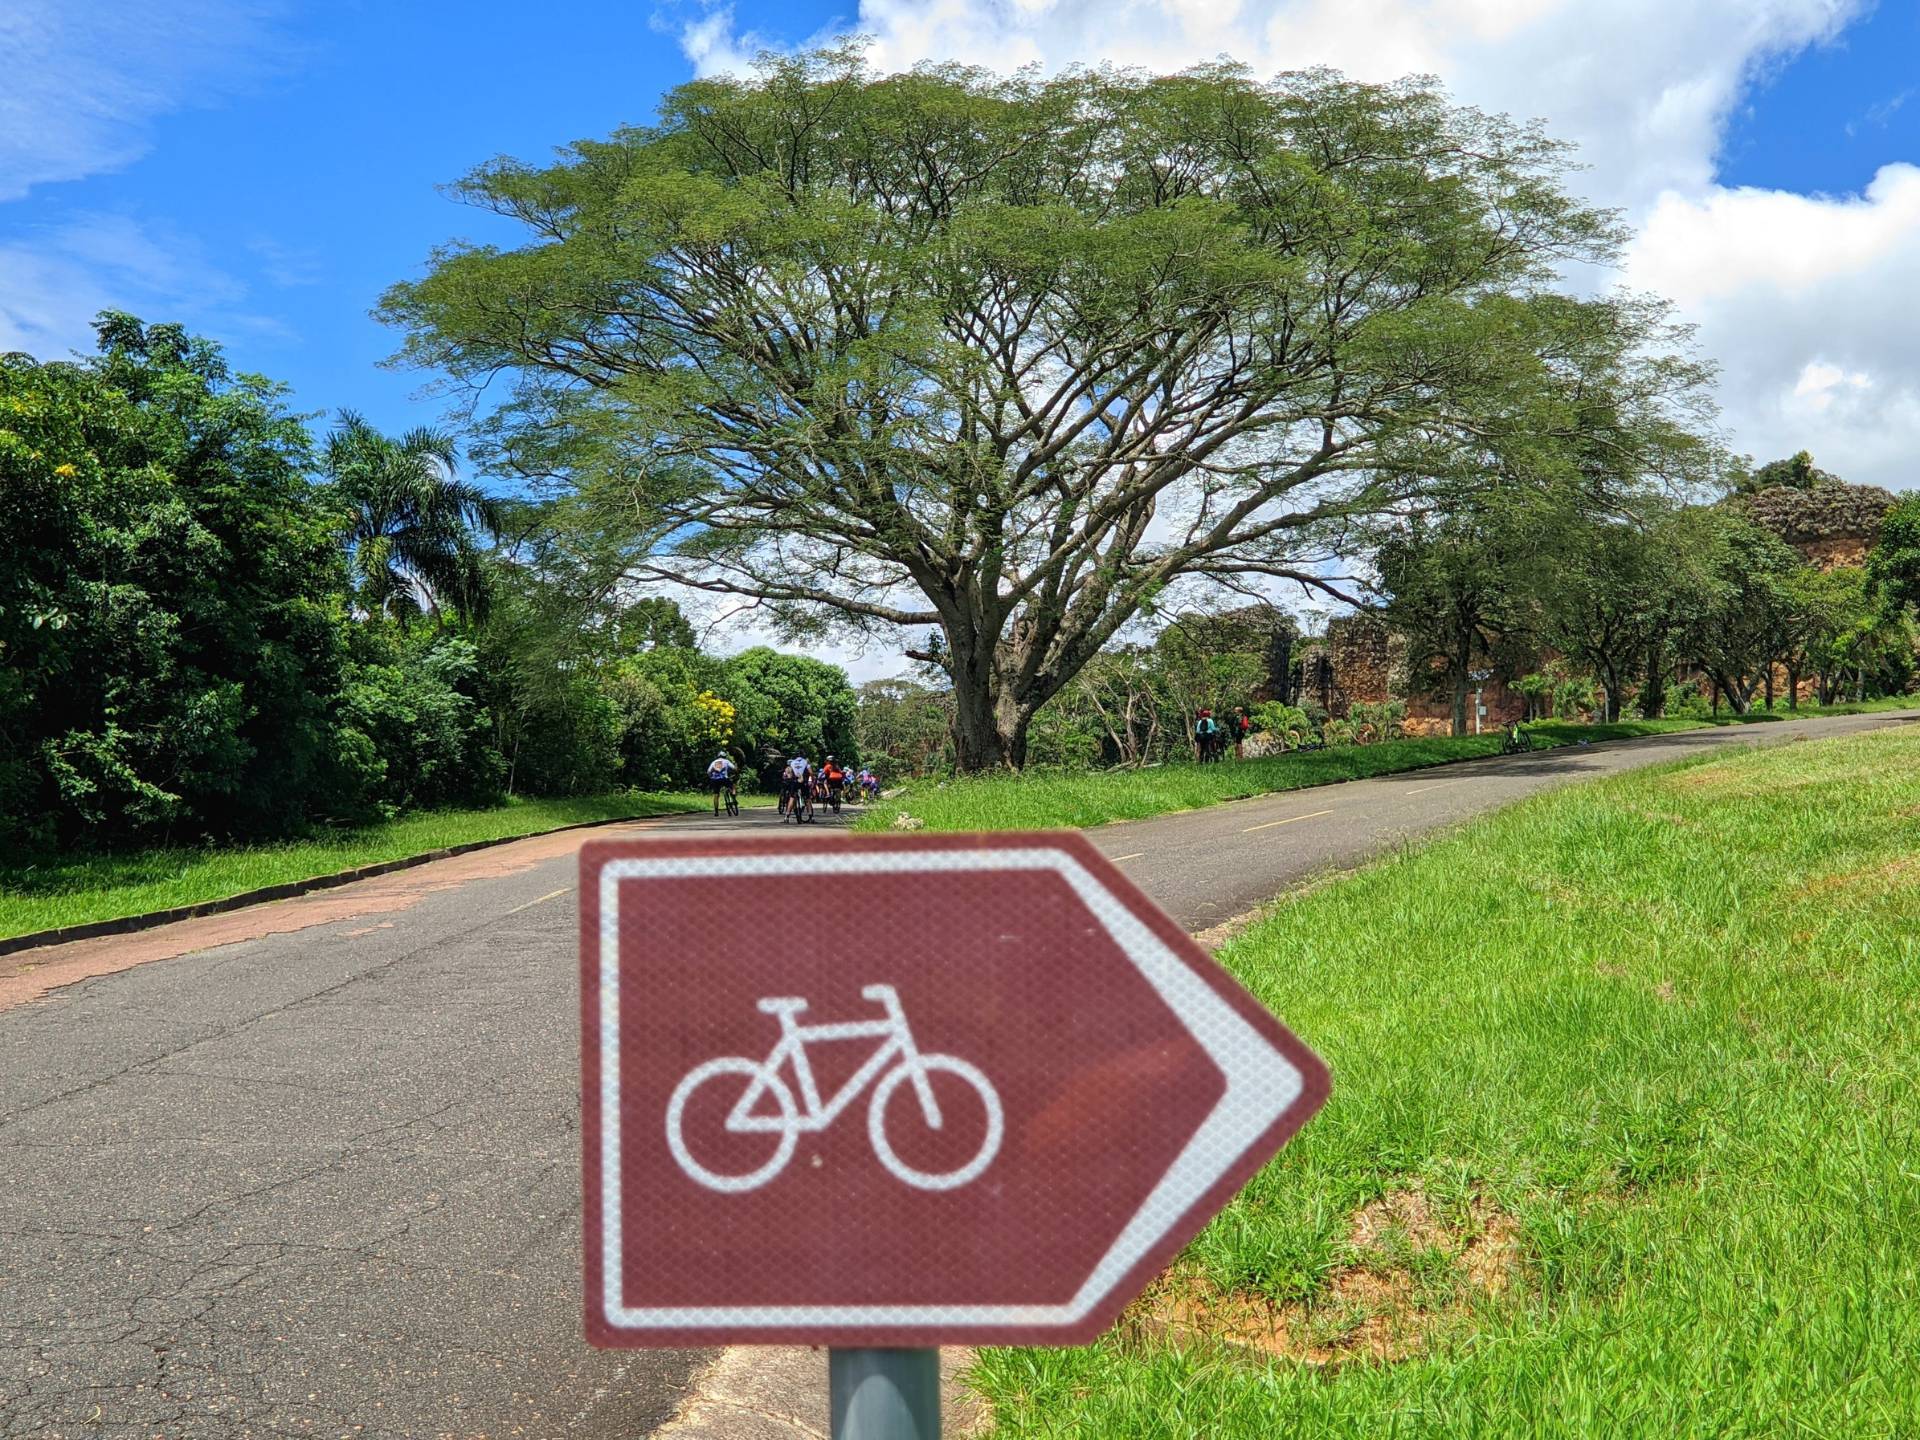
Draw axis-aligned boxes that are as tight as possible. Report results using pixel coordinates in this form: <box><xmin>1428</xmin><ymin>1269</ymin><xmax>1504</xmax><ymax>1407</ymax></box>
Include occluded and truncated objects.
<box><xmin>0</xmin><ymin>316</ymin><xmax>857</xmax><ymax>857</ymax></box>
<box><xmin>1372</xmin><ymin>452</ymin><xmax>1918</xmax><ymax>727</ymax></box>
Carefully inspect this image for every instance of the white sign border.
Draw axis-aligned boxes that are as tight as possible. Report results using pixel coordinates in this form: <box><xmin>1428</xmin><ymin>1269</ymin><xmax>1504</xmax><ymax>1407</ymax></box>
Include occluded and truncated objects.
<box><xmin>597</xmin><ymin>847</ymin><xmax>1305</xmax><ymax>1333</ymax></box>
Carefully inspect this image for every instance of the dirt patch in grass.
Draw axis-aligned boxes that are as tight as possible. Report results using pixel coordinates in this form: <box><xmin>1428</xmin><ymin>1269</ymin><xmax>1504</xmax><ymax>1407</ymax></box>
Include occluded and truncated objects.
<box><xmin>1788</xmin><ymin>856</ymin><xmax>1920</xmax><ymax>903</ymax></box>
<box><xmin>1127</xmin><ymin>1185</ymin><xmax>1521</xmax><ymax>1367</ymax></box>
<box><xmin>1660</xmin><ymin>768</ymin><xmax>1827</xmax><ymax>800</ymax></box>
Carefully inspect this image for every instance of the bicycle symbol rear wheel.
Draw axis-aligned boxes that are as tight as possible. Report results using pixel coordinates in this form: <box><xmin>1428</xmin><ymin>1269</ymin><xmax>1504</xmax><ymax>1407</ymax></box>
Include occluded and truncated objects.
<box><xmin>867</xmin><ymin>1055</ymin><xmax>1003</xmax><ymax>1191</ymax></box>
<box><xmin>666</xmin><ymin>1058</ymin><xmax>798</xmax><ymax>1192</ymax></box>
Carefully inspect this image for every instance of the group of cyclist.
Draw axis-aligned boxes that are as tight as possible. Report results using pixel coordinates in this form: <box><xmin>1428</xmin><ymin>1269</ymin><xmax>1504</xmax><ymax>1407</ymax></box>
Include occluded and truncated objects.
<box><xmin>703</xmin><ymin>750</ymin><xmax>879</xmax><ymax>818</ymax></box>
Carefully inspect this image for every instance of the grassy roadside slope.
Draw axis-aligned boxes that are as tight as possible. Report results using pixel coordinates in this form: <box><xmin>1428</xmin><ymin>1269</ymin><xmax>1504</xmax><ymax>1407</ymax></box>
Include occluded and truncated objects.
<box><xmin>976</xmin><ymin>725</ymin><xmax>1920</xmax><ymax>1437</ymax></box>
<box><xmin>855</xmin><ymin>714</ymin><xmax>1793</xmax><ymax>833</ymax></box>
<box><xmin>0</xmin><ymin>791</ymin><xmax>707</xmax><ymax>940</ymax></box>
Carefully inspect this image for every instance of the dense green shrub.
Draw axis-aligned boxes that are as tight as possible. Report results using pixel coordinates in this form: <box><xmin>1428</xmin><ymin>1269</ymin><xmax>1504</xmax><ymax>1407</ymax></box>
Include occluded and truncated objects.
<box><xmin>1250</xmin><ymin>702</ymin><xmax>1316</xmax><ymax>747</ymax></box>
<box><xmin>1</xmin><ymin>317</ymin><xmax>351</xmax><ymax>852</ymax></box>
<box><xmin>335</xmin><ymin>637</ymin><xmax>505</xmax><ymax>816</ymax></box>
<box><xmin>1347</xmin><ymin>700</ymin><xmax>1406</xmax><ymax>743</ymax></box>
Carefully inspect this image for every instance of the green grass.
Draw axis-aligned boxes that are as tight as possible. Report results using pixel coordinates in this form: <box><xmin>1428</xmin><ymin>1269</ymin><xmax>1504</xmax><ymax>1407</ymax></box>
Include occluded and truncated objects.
<box><xmin>0</xmin><ymin>790</ymin><xmax>707</xmax><ymax>940</ymax></box>
<box><xmin>859</xmin><ymin>701</ymin><xmax>1919</xmax><ymax>834</ymax></box>
<box><xmin>1762</xmin><ymin>693</ymin><xmax>1920</xmax><ymax>718</ymax></box>
<box><xmin>1523</xmin><ymin>712</ymin><xmax>1781</xmax><ymax>744</ymax></box>
<box><xmin>974</xmin><ymin>725</ymin><xmax>1920</xmax><ymax>1437</ymax></box>
<box><xmin>855</xmin><ymin>735</ymin><xmax>1509</xmax><ymax>832</ymax></box>
<box><xmin>853</xmin><ymin>714</ymin><xmax>1771</xmax><ymax>834</ymax></box>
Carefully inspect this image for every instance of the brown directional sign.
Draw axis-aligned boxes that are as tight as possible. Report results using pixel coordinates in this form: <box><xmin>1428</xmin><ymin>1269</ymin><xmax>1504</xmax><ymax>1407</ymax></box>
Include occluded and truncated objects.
<box><xmin>580</xmin><ymin>831</ymin><xmax>1328</xmax><ymax>1348</ymax></box>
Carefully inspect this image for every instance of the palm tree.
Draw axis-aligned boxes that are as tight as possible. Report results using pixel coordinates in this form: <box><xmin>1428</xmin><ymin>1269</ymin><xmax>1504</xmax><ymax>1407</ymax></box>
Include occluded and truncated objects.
<box><xmin>322</xmin><ymin>412</ymin><xmax>503</xmax><ymax>624</ymax></box>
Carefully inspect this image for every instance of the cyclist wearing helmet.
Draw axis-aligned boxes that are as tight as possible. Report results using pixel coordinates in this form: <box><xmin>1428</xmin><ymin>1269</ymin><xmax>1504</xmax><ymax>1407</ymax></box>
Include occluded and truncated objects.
<box><xmin>705</xmin><ymin>752</ymin><xmax>738</xmax><ymax>816</ymax></box>
<box><xmin>781</xmin><ymin>753</ymin><xmax>811</xmax><ymax>814</ymax></box>
<box><xmin>820</xmin><ymin>754</ymin><xmax>846</xmax><ymax>805</ymax></box>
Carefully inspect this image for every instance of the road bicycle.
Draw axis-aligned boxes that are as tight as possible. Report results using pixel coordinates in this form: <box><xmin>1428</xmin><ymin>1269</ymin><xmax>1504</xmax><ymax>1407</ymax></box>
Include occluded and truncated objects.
<box><xmin>724</xmin><ymin>782</ymin><xmax>740</xmax><ymax>818</ymax></box>
<box><xmin>665</xmin><ymin>984</ymin><xmax>1003</xmax><ymax>1193</ymax></box>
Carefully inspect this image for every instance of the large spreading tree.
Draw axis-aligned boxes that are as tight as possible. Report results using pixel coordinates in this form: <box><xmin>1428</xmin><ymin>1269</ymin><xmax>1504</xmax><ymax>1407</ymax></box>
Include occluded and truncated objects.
<box><xmin>382</xmin><ymin>48</ymin><xmax>1711</xmax><ymax>769</ymax></box>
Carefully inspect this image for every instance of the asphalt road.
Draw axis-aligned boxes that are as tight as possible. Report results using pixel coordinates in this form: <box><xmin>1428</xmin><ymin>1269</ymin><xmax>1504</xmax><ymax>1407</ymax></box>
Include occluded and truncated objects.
<box><xmin>2</xmin><ymin>707</ymin><xmax>1913</xmax><ymax>1437</ymax></box>
<box><xmin>1097</xmin><ymin>706</ymin><xmax>1920</xmax><ymax>932</ymax></box>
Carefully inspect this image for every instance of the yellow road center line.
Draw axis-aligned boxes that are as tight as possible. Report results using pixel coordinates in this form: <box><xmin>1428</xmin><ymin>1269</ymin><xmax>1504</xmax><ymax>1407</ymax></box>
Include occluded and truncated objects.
<box><xmin>1405</xmin><ymin>779</ymin><xmax>1462</xmax><ymax>795</ymax></box>
<box><xmin>1109</xmin><ymin>852</ymin><xmax>1145</xmax><ymax>862</ymax></box>
<box><xmin>505</xmin><ymin>886</ymin><xmax>572</xmax><ymax>915</ymax></box>
<box><xmin>1242</xmin><ymin>809</ymin><xmax>1334</xmax><ymax>833</ymax></box>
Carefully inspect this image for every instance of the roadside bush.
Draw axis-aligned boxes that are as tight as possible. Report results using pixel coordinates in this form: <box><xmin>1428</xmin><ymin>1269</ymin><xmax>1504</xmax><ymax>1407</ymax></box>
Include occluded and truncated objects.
<box><xmin>1250</xmin><ymin>702</ymin><xmax>1316</xmax><ymax>748</ymax></box>
<box><xmin>1666</xmin><ymin>685</ymin><xmax>1716</xmax><ymax>721</ymax></box>
<box><xmin>336</xmin><ymin>637</ymin><xmax>504</xmax><ymax>816</ymax></box>
<box><xmin>0</xmin><ymin>318</ymin><xmax>351</xmax><ymax>853</ymax></box>
<box><xmin>1348</xmin><ymin>700</ymin><xmax>1406</xmax><ymax>744</ymax></box>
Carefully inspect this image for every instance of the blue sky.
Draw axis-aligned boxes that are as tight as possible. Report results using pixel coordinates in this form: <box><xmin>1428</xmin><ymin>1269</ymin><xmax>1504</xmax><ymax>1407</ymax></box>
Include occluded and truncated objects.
<box><xmin>2</xmin><ymin>0</ymin><xmax>1916</xmax><ymax>519</ymax></box>
<box><xmin>1720</xmin><ymin>0</ymin><xmax>1920</xmax><ymax>194</ymax></box>
<box><xmin>2</xmin><ymin>1</ymin><xmax>850</xmax><ymax>438</ymax></box>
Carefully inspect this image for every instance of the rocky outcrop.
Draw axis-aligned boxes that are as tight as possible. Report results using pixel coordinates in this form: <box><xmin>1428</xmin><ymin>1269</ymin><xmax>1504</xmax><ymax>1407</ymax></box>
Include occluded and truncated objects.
<box><xmin>1737</xmin><ymin>481</ymin><xmax>1895</xmax><ymax>569</ymax></box>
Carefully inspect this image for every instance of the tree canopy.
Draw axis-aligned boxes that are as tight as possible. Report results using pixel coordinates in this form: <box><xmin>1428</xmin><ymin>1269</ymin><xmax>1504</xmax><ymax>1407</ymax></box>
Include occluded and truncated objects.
<box><xmin>0</xmin><ymin>316</ymin><xmax>348</xmax><ymax>848</ymax></box>
<box><xmin>381</xmin><ymin>48</ymin><xmax>1713</xmax><ymax>769</ymax></box>
<box><xmin>324</xmin><ymin>411</ymin><xmax>503</xmax><ymax>624</ymax></box>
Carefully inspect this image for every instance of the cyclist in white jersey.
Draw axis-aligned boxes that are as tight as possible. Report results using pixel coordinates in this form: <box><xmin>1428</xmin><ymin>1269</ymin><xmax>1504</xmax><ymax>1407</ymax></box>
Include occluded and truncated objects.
<box><xmin>780</xmin><ymin>755</ymin><xmax>811</xmax><ymax>814</ymax></box>
<box><xmin>705</xmin><ymin>753</ymin><xmax>737</xmax><ymax>815</ymax></box>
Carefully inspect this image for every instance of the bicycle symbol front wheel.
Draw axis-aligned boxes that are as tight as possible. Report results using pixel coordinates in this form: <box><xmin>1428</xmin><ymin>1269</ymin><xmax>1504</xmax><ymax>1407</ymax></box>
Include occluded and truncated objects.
<box><xmin>666</xmin><ymin>1057</ymin><xmax>798</xmax><ymax>1192</ymax></box>
<box><xmin>867</xmin><ymin>1055</ymin><xmax>1004</xmax><ymax>1191</ymax></box>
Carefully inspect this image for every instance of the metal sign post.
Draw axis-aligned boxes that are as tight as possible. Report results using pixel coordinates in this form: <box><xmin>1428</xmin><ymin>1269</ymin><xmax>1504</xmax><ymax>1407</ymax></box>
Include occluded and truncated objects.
<box><xmin>830</xmin><ymin>1349</ymin><xmax>940</xmax><ymax>1440</ymax></box>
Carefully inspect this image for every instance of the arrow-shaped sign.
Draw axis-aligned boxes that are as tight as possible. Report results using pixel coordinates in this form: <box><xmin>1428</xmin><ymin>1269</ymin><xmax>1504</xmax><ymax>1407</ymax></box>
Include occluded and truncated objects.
<box><xmin>582</xmin><ymin>831</ymin><xmax>1329</xmax><ymax>1348</ymax></box>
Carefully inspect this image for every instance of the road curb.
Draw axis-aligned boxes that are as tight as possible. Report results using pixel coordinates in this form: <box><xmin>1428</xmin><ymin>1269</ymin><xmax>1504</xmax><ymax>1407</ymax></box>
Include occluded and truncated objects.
<box><xmin>0</xmin><ymin>808</ymin><xmax>697</xmax><ymax>958</ymax></box>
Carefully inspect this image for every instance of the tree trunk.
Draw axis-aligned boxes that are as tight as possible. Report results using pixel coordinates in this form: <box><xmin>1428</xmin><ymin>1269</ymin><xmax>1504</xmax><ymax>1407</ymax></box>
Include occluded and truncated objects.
<box><xmin>1787</xmin><ymin>664</ymin><xmax>1800</xmax><ymax>710</ymax></box>
<box><xmin>948</xmin><ymin>658</ymin><xmax>1033</xmax><ymax>773</ymax></box>
<box><xmin>1764</xmin><ymin>665</ymin><xmax>1775</xmax><ymax>712</ymax></box>
<box><xmin>1601</xmin><ymin>661</ymin><xmax>1622</xmax><ymax>722</ymax></box>
<box><xmin>1641</xmin><ymin>645</ymin><xmax>1667</xmax><ymax>719</ymax></box>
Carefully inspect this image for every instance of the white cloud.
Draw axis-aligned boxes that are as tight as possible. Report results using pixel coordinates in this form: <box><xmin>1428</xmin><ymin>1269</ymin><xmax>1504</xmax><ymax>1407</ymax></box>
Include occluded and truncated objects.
<box><xmin>0</xmin><ymin>3</ymin><xmax>295</xmax><ymax>362</ymax></box>
<box><xmin>1793</xmin><ymin>361</ymin><xmax>1872</xmax><ymax>408</ymax></box>
<box><xmin>1627</xmin><ymin>163</ymin><xmax>1920</xmax><ymax>489</ymax></box>
<box><xmin>679</xmin><ymin>0</ymin><xmax>1920</xmax><ymax>492</ymax></box>
<box><xmin>1629</xmin><ymin>164</ymin><xmax>1920</xmax><ymax>301</ymax></box>
<box><xmin>0</xmin><ymin>213</ymin><xmax>277</xmax><ymax>358</ymax></box>
<box><xmin>0</xmin><ymin>0</ymin><xmax>290</xmax><ymax>202</ymax></box>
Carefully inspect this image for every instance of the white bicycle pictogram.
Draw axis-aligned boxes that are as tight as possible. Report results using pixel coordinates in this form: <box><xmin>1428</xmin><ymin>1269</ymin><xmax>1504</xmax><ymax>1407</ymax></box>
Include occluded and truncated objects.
<box><xmin>665</xmin><ymin>984</ymin><xmax>1004</xmax><ymax>1194</ymax></box>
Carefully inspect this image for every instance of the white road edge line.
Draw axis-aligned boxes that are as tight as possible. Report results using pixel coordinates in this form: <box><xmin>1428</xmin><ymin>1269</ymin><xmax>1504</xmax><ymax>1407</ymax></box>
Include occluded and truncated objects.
<box><xmin>1405</xmin><ymin>779</ymin><xmax>1462</xmax><ymax>795</ymax></box>
<box><xmin>1109</xmin><ymin>852</ymin><xmax>1145</xmax><ymax>862</ymax></box>
<box><xmin>505</xmin><ymin>886</ymin><xmax>572</xmax><ymax>915</ymax></box>
<box><xmin>1241</xmin><ymin>809</ymin><xmax>1334</xmax><ymax>834</ymax></box>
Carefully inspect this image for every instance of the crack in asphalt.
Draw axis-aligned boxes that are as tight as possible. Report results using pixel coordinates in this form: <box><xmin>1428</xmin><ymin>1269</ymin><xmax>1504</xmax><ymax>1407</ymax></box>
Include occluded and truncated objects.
<box><xmin>0</xmin><ymin>891</ymin><xmax>548</xmax><ymax>1138</ymax></box>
